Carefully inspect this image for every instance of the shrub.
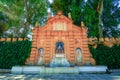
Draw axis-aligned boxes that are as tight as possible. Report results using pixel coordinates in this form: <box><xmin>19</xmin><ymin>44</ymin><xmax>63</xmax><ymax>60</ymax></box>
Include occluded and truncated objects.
<box><xmin>89</xmin><ymin>44</ymin><xmax>120</xmax><ymax>69</ymax></box>
<box><xmin>0</xmin><ymin>40</ymin><xmax>31</xmax><ymax>69</ymax></box>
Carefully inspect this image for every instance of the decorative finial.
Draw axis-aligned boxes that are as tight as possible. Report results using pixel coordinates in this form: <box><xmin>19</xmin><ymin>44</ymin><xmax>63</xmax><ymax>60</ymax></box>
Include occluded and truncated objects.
<box><xmin>57</xmin><ymin>11</ymin><xmax>62</xmax><ymax>15</ymax></box>
<box><xmin>68</xmin><ymin>12</ymin><xmax>72</xmax><ymax>19</ymax></box>
<box><xmin>81</xmin><ymin>21</ymin><xmax>85</xmax><ymax>27</ymax></box>
<box><xmin>35</xmin><ymin>22</ymin><xmax>39</xmax><ymax>27</ymax></box>
<box><xmin>48</xmin><ymin>13</ymin><xmax>51</xmax><ymax>19</ymax></box>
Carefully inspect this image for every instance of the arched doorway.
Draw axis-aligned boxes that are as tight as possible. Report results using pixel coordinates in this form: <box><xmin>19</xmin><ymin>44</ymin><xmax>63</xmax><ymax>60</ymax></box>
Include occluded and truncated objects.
<box><xmin>55</xmin><ymin>41</ymin><xmax>64</xmax><ymax>54</ymax></box>
<box><xmin>50</xmin><ymin>41</ymin><xmax>70</xmax><ymax>67</ymax></box>
<box><xmin>76</xmin><ymin>48</ymin><xmax>82</xmax><ymax>64</ymax></box>
<box><xmin>37</xmin><ymin>48</ymin><xmax>44</xmax><ymax>65</ymax></box>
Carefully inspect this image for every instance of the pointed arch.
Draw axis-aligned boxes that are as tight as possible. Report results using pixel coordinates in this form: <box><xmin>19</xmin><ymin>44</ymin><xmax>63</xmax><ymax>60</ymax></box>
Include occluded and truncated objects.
<box><xmin>55</xmin><ymin>41</ymin><xmax>64</xmax><ymax>53</ymax></box>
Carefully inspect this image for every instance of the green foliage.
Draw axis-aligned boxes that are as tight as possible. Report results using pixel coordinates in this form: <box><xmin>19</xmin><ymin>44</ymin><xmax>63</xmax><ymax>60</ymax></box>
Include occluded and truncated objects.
<box><xmin>51</xmin><ymin>0</ymin><xmax>84</xmax><ymax>25</ymax></box>
<box><xmin>0</xmin><ymin>23</ymin><xmax>6</xmax><ymax>35</ymax></box>
<box><xmin>51</xmin><ymin>0</ymin><xmax>100</xmax><ymax>37</ymax></box>
<box><xmin>89</xmin><ymin>44</ymin><xmax>120</xmax><ymax>69</ymax></box>
<box><xmin>0</xmin><ymin>11</ymin><xmax>9</xmax><ymax>35</ymax></box>
<box><xmin>51</xmin><ymin>0</ymin><xmax>120</xmax><ymax>37</ymax></box>
<box><xmin>102</xmin><ymin>0</ymin><xmax>120</xmax><ymax>37</ymax></box>
<box><xmin>84</xmin><ymin>0</ymin><xmax>99</xmax><ymax>37</ymax></box>
<box><xmin>0</xmin><ymin>40</ymin><xmax>31</xmax><ymax>69</ymax></box>
<box><xmin>0</xmin><ymin>0</ymin><xmax>48</xmax><ymax>37</ymax></box>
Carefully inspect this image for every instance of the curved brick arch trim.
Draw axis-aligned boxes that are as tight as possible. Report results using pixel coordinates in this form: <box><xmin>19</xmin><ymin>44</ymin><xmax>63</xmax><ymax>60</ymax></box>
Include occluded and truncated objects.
<box><xmin>53</xmin><ymin>37</ymin><xmax>67</xmax><ymax>59</ymax></box>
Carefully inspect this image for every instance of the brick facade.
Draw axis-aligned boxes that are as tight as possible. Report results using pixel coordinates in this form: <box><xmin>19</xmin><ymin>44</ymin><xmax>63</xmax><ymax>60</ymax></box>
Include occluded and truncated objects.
<box><xmin>26</xmin><ymin>11</ymin><xmax>95</xmax><ymax>65</ymax></box>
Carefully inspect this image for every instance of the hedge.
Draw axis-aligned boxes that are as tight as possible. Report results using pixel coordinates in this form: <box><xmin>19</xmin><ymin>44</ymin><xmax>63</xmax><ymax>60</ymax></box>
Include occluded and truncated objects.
<box><xmin>0</xmin><ymin>40</ymin><xmax>31</xmax><ymax>69</ymax></box>
<box><xmin>1</xmin><ymin>40</ymin><xmax>120</xmax><ymax>69</ymax></box>
<box><xmin>89</xmin><ymin>44</ymin><xmax>120</xmax><ymax>69</ymax></box>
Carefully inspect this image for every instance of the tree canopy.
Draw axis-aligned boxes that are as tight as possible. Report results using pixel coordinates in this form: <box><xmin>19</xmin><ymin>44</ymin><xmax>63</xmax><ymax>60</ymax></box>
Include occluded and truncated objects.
<box><xmin>102</xmin><ymin>0</ymin><xmax>120</xmax><ymax>37</ymax></box>
<box><xmin>51</xmin><ymin>0</ymin><xmax>120</xmax><ymax>37</ymax></box>
<box><xmin>0</xmin><ymin>0</ymin><xmax>48</xmax><ymax>37</ymax></box>
<box><xmin>0</xmin><ymin>11</ymin><xmax>8</xmax><ymax>35</ymax></box>
<box><xmin>0</xmin><ymin>0</ymin><xmax>120</xmax><ymax>37</ymax></box>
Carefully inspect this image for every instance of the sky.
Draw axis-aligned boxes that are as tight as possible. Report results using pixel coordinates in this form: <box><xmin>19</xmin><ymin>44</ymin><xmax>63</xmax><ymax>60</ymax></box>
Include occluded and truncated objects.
<box><xmin>49</xmin><ymin>0</ymin><xmax>53</xmax><ymax>4</ymax></box>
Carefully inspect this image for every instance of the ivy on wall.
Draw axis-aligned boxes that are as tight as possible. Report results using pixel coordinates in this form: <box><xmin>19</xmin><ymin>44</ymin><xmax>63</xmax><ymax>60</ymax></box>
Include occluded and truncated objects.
<box><xmin>89</xmin><ymin>44</ymin><xmax>120</xmax><ymax>69</ymax></box>
<box><xmin>0</xmin><ymin>40</ymin><xmax>31</xmax><ymax>69</ymax></box>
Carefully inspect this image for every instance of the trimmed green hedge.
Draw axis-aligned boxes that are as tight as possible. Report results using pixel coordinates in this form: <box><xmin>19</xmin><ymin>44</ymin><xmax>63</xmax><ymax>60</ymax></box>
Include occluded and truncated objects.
<box><xmin>89</xmin><ymin>44</ymin><xmax>120</xmax><ymax>69</ymax></box>
<box><xmin>1</xmin><ymin>40</ymin><xmax>120</xmax><ymax>69</ymax></box>
<box><xmin>0</xmin><ymin>40</ymin><xmax>31</xmax><ymax>69</ymax></box>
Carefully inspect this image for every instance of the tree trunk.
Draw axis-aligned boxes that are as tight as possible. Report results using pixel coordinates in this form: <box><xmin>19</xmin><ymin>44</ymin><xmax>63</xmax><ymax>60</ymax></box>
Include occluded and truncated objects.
<box><xmin>97</xmin><ymin>0</ymin><xmax>103</xmax><ymax>38</ymax></box>
<box><xmin>24</xmin><ymin>0</ymin><xmax>30</xmax><ymax>37</ymax></box>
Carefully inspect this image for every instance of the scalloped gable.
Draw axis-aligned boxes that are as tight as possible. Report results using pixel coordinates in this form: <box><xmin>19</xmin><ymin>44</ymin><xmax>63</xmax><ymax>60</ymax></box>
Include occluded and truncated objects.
<box><xmin>46</xmin><ymin>14</ymin><xmax>73</xmax><ymax>24</ymax></box>
<box><xmin>38</xmin><ymin>11</ymin><xmax>87</xmax><ymax>32</ymax></box>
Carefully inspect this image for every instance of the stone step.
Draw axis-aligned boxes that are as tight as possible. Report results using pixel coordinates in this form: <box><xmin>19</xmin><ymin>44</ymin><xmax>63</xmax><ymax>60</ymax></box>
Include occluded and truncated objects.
<box><xmin>11</xmin><ymin>66</ymin><xmax>108</xmax><ymax>74</ymax></box>
<box><xmin>11</xmin><ymin>66</ymin><xmax>79</xmax><ymax>74</ymax></box>
<box><xmin>78</xmin><ymin>66</ymin><xmax>108</xmax><ymax>73</ymax></box>
<box><xmin>45</xmin><ymin>67</ymin><xmax>79</xmax><ymax>74</ymax></box>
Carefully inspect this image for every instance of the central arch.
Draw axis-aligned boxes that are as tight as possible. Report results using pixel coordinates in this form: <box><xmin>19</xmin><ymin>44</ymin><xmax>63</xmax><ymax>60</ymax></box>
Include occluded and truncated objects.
<box><xmin>50</xmin><ymin>41</ymin><xmax>70</xmax><ymax>67</ymax></box>
<box><xmin>55</xmin><ymin>41</ymin><xmax>64</xmax><ymax>53</ymax></box>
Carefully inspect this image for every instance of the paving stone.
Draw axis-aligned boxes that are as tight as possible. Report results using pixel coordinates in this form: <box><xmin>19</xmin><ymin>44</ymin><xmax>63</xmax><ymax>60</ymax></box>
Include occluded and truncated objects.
<box><xmin>0</xmin><ymin>72</ymin><xmax>120</xmax><ymax>80</ymax></box>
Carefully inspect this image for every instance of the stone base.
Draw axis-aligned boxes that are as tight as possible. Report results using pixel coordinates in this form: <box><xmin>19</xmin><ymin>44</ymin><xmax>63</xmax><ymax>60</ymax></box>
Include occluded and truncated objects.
<box><xmin>78</xmin><ymin>66</ymin><xmax>108</xmax><ymax>73</ymax></box>
<box><xmin>11</xmin><ymin>66</ymin><xmax>43</xmax><ymax>74</ymax></box>
<box><xmin>11</xmin><ymin>66</ymin><xmax>108</xmax><ymax>74</ymax></box>
<box><xmin>11</xmin><ymin>66</ymin><xmax>23</xmax><ymax>74</ymax></box>
<box><xmin>44</xmin><ymin>67</ymin><xmax>79</xmax><ymax>74</ymax></box>
<box><xmin>11</xmin><ymin>66</ymin><xmax>79</xmax><ymax>74</ymax></box>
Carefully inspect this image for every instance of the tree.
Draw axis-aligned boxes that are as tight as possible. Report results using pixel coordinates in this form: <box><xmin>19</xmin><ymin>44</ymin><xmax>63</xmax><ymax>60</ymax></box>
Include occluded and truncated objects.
<box><xmin>51</xmin><ymin>0</ymin><xmax>100</xmax><ymax>37</ymax></box>
<box><xmin>0</xmin><ymin>0</ymin><xmax>48</xmax><ymax>37</ymax></box>
<box><xmin>0</xmin><ymin>23</ymin><xmax>5</xmax><ymax>35</ymax></box>
<box><xmin>51</xmin><ymin>0</ymin><xmax>120</xmax><ymax>37</ymax></box>
<box><xmin>0</xmin><ymin>11</ymin><xmax>9</xmax><ymax>35</ymax></box>
<box><xmin>102</xmin><ymin>0</ymin><xmax>120</xmax><ymax>37</ymax></box>
<box><xmin>83</xmin><ymin>0</ymin><xmax>100</xmax><ymax>37</ymax></box>
<box><xmin>51</xmin><ymin>0</ymin><xmax>83</xmax><ymax>25</ymax></box>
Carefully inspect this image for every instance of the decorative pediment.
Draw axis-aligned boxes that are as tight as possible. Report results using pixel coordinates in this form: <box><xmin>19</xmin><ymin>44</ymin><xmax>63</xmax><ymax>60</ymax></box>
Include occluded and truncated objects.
<box><xmin>37</xmin><ymin>11</ymin><xmax>87</xmax><ymax>32</ymax></box>
<box><xmin>47</xmin><ymin>11</ymin><xmax>73</xmax><ymax>24</ymax></box>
